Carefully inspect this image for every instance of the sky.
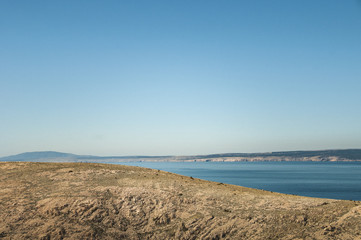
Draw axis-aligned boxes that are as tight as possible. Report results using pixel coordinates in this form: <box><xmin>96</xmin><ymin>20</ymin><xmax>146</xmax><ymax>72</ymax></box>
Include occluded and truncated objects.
<box><xmin>1</xmin><ymin>0</ymin><xmax>361</xmax><ymax>157</ymax></box>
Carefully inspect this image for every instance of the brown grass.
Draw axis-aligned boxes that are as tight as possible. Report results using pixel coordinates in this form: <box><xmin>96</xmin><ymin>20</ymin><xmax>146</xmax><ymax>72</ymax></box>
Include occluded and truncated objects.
<box><xmin>0</xmin><ymin>162</ymin><xmax>360</xmax><ymax>240</ymax></box>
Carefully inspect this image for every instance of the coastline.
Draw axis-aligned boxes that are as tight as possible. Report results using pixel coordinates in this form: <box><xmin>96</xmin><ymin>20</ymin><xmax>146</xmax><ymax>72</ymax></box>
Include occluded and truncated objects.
<box><xmin>1</xmin><ymin>162</ymin><xmax>360</xmax><ymax>239</ymax></box>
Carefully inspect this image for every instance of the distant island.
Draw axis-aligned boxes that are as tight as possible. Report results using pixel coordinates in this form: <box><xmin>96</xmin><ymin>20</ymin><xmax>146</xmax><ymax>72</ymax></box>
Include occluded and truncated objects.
<box><xmin>1</xmin><ymin>149</ymin><xmax>361</xmax><ymax>163</ymax></box>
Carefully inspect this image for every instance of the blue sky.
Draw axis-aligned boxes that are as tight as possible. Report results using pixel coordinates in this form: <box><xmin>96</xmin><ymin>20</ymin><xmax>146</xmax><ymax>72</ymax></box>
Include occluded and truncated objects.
<box><xmin>1</xmin><ymin>0</ymin><xmax>361</xmax><ymax>157</ymax></box>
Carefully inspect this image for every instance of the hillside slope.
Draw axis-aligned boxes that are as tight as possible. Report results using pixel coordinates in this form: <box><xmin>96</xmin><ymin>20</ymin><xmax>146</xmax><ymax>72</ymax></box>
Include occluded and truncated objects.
<box><xmin>0</xmin><ymin>162</ymin><xmax>360</xmax><ymax>239</ymax></box>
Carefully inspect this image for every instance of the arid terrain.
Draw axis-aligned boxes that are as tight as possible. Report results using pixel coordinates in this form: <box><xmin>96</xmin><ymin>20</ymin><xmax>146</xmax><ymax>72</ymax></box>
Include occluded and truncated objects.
<box><xmin>0</xmin><ymin>162</ymin><xmax>360</xmax><ymax>240</ymax></box>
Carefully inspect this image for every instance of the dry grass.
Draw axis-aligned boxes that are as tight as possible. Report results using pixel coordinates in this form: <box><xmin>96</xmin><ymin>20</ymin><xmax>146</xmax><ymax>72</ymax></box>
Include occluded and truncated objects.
<box><xmin>0</xmin><ymin>162</ymin><xmax>360</xmax><ymax>240</ymax></box>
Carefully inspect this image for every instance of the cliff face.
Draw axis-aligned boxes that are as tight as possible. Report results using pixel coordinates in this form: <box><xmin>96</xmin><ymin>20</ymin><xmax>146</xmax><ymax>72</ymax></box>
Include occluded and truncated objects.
<box><xmin>0</xmin><ymin>162</ymin><xmax>360</xmax><ymax>240</ymax></box>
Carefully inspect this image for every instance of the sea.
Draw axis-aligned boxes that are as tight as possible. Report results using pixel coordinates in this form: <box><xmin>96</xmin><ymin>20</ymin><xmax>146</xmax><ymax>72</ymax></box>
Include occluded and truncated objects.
<box><xmin>113</xmin><ymin>161</ymin><xmax>361</xmax><ymax>201</ymax></box>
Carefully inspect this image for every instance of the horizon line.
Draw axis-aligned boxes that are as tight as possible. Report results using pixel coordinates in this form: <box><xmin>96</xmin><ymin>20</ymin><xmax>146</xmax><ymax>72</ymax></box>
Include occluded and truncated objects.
<box><xmin>1</xmin><ymin>148</ymin><xmax>361</xmax><ymax>159</ymax></box>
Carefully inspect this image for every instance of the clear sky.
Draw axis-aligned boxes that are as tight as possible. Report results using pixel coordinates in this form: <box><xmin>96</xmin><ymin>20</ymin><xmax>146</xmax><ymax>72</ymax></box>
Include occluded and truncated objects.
<box><xmin>1</xmin><ymin>0</ymin><xmax>361</xmax><ymax>157</ymax></box>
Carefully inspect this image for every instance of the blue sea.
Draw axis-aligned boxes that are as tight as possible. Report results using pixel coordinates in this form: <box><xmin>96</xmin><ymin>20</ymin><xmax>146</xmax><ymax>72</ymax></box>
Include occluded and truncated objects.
<box><xmin>113</xmin><ymin>161</ymin><xmax>361</xmax><ymax>201</ymax></box>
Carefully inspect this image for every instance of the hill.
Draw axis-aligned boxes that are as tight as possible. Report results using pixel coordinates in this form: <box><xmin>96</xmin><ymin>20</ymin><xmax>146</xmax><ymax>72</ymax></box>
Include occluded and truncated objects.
<box><xmin>0</xmin><ymin>151</ymin><xmax>79</xmax><ymax>161</ymax></box>
<box><xmin>0</xmin><ymin>162</ymin><xmax>360</xmax><ymax>239</ymax></box>
<box><xmin>1</xmin><ymin>149</ymin><xmax>361</xmax><ymax>163</ymax></box>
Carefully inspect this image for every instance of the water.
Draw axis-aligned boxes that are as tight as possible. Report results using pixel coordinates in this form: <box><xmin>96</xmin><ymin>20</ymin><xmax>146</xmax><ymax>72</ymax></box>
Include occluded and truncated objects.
<box><xmin>112</xmin><ymin>161</ymin><xmax>361</xmax><ymax>201</ymax></box>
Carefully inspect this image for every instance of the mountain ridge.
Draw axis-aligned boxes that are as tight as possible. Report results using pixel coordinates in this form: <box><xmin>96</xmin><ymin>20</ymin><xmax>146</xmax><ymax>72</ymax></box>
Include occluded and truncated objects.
<box><xmin>1</xmin><ymin>149</ymin><xmax>361</xmax><ymax>162</ymax></box>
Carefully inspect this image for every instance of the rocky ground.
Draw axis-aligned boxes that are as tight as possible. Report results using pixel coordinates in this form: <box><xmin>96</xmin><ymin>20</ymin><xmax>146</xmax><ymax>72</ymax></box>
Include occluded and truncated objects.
<box><xmin>0</xmin><ymin>162</ymin><xmax>360</xmax><ymax>240</ymax></box>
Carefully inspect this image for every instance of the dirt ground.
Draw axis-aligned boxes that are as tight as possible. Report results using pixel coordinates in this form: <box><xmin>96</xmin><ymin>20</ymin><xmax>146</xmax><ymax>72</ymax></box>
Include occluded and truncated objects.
<box><xmin>0</xmin><ymin>162</ymin><xmax>360</xmax><ymax>239</ymax></box>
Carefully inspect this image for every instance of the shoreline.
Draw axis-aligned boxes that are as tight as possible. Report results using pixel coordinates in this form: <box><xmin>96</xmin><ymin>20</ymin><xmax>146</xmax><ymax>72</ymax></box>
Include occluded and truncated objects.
<box><xmin>1</xmin><ymin>162</ymin><xmax>360</xmax><ymax>239</ymax></box>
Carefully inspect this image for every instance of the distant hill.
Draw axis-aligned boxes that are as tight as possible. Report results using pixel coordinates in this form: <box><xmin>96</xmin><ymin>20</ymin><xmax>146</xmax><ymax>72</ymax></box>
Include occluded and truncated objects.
<box><xmin>0</xmin><ymin>151</ymin><xmax>172</xmax><ymax>163</ymax></box>
<box><xmin>1</xmin><ymin>149</ymin><xmax>361</xmax><ymax>162</ymax></box>
<box><xmin>0</xmin><ymin>151</ymin><xmax>82</xmax><ymax>162</ymax></box>
<box><xmin>195</xmin><ymin>149</ymin><xmax>361</xmax><ymax>160</ymax></box>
